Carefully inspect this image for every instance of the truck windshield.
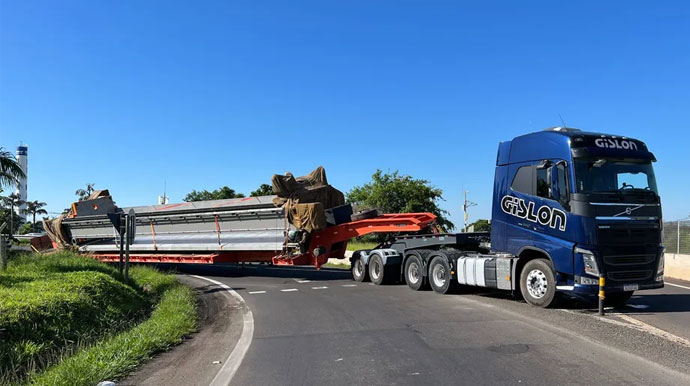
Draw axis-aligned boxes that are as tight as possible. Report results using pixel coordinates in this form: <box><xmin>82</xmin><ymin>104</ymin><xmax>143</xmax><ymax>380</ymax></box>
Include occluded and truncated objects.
<box><xmin>573</xmin><ymin>158</ymin><xmax>658</xmax><ymax>194</ymax></box>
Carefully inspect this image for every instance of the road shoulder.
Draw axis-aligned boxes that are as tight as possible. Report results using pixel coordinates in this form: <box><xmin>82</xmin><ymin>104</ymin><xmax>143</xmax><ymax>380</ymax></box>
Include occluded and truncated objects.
<box><xmin>120</xmin><ymin>275</ymin><xmax>245</xmax><ymax>386</ymax></box>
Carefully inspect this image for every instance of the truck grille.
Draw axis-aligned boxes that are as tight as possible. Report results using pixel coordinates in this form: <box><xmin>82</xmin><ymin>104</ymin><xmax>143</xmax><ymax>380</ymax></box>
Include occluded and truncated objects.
<box><xmin>607</xmin><ymin>270</ymin><xmax>652</xmax><ymax>282</ymax></box>
<box><xmin>603</xmin><ymin>254</ymin><xmax>656</xmax><ymax>266</ymax></box>
<box><xmin>597</xmin><ymin>227</ymin><xmax>659</xmax><ymax>245</ymax></box>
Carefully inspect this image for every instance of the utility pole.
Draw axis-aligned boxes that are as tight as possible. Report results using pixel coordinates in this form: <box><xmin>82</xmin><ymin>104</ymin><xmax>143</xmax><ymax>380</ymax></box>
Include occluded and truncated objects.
<box><xmin>463</xmin><ymin>190</ymin><xmax>477</xmax><ymax>233</ymax></box>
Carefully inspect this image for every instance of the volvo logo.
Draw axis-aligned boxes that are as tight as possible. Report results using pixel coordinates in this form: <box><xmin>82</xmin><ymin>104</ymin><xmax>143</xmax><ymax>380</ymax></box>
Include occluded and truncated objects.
<box><xmin>614</xmin><ymin>205</ymin><xmax>643</xmax><ymax>217</ymax></box>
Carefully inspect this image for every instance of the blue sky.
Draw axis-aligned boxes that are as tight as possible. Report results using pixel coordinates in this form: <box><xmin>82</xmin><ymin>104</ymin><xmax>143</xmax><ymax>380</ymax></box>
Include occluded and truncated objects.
<box><xmin>1</xmin><ymin>1</ymin><xmax>689</xmax><ymax>228</ymax></box>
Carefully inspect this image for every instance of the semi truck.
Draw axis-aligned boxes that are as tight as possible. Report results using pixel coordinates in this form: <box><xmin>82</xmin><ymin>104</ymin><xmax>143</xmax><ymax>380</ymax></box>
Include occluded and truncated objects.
<box><xmin>45</xmin><ymin>127</ymin><xmax>664</xmax><ymax>308</ymax></box>
<box><xmin>351</xmin><ymin>127</ymin><xmax>664</xmax><ymax>307</ymax></box>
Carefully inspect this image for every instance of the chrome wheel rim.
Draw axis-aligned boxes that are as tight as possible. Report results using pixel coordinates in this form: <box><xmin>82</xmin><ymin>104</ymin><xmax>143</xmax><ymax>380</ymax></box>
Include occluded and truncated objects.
<box><xmin>371</xmin><ymin>261</ymin><xmax>381</xmax><ymax>280</ymax></box>
<box><xmin>432</xmin><ymin>264</ymin><xmax>446</xmax><ymax>288</ymax></box>
<box><xmin>408</xmin><ymin>261</ymin><xmax>420</xmax><ymax>285</ymax></box>
<box><xmin>354</xmin><ymin>260</ymin><xmax>363</xmax><ymax>278</ymax></box>
<box><xmin>526</xmin><ymin>269</ymin><xmax>548</xmax><ymax>299</ymax></box>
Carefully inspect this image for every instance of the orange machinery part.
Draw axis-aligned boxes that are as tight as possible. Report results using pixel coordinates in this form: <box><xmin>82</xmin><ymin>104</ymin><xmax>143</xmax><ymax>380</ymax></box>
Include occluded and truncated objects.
<box><xmin>272</xmin><ymin>212</ymin><xmax>437</xmax><ymax>268</ymax></box>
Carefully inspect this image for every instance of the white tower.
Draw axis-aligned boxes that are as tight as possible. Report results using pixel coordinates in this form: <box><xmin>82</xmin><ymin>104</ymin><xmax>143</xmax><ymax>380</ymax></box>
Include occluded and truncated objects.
<box><xmin>15</xmin><ymin>144</ymin><xmax>28</xmax><ymax>220</ymax></box>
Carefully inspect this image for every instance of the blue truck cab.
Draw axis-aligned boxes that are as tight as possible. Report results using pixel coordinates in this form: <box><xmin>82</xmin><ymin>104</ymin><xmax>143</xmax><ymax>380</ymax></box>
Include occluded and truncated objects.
<box><xmin>490</xmin><ymin>127</ymin><xmax>664</xmax><ymax>306</ymax></box>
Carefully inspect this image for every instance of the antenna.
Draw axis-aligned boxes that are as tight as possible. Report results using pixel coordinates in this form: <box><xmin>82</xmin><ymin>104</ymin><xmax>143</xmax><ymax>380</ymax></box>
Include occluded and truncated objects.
<box><xmin>558</xmin><ymin>114</ymin><xmax>567</xmax><ymax>128</ymax></box>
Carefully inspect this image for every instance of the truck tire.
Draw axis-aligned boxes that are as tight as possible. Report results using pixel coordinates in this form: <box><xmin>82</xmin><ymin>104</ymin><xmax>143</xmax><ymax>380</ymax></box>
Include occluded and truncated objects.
<box><xmin>605</xmin><ymin>291</ymin><xmax>634</xmax><ymax>308</ymax></box>
<box><xmin>428</xmin><ymin>255</ymin><xmax>455</xmax><ymax>294</ymax></box>
<box><xmin>352</xmin><ymin>257</ymin><xmax>368</xmax><ymax>282</ymax></box>
<box><xmin>404</xmin><ymin>255</ymin><xmax>427</xmax><ymax>291</ymax></box>
<box><xmin>351</xmin><ymin>209</ymin><xmax>378</xmax><ymax>222</ymax></box>
<box><xmin>519</xmin><ymin>259</ymin><xmax>557</xmax><ymax>308</ymax></box>
<box><xmin>369</xmin><ymin>253</ymin><xmax>387</xmax><ymax>285</ymax></box>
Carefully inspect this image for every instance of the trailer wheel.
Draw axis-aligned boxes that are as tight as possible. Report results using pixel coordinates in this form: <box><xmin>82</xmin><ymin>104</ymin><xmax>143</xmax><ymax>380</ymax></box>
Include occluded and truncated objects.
<box><xmin>519</xmin><ymin>259</ymin><xmax>556</xmax><ymax>308</ymax></box>
<box><xmin>369</xmin><ymin>254</ymin><xmax>386</xmax><ymax>285</ymax></box>
<box><xmin>405</xmin><ymin>255</ymin><xmax>427</xmax><ymax>291</ymax></box>
<box><xmin>352</xmin><ymin>258</ymin><xmax>368</xmax><ymax>282</ymax></box>
<box><xmin>605</xmin><ymin>291</ymin><xmax>634</xmax><ymax>308</ymax></box>
<box><xmin>429</xmin><ymin>256</ymin><xmax>454</xmax><ymax>294</ymax></box>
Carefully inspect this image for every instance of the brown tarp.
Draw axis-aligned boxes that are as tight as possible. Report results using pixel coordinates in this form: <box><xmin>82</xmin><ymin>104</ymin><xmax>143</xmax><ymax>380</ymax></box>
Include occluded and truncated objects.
<box><xmin>287</xmin><ymin>202</ymin><xmax>327</xmax><ymax>233</ymax></box>
<box><xmin>272</xmin><ymin>166</ymin><xmax>328</xmax><ymax>197</ymax></box>
<box><xmin>43</xmin><ymin>215</ymin><xmax>70</xmax><ymax>249</ymax></box>
<box><xmin>271</xmin><ymin>166</ymin><xmax>344</xmax><ymax>233</ymax></box>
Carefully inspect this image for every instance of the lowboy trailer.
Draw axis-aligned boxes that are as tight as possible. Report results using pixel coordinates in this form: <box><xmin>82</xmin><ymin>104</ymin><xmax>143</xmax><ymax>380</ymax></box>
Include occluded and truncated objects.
<box><xmin>52</xmin><ymin>126</ymin><xmax>665</xmax><ymax>308</ymax></box>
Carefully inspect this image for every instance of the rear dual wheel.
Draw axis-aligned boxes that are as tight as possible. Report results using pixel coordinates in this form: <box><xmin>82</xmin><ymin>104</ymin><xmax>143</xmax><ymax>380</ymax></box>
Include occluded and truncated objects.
<box><xmin>428</xmin><ymin>256</ymin><xmax>455</xmax><ymax>294</ymax></box>
<box><xmin>369</xmin><ymin>254</ymin><xmax>386</xmax><ymax>285</ymax></box>
<box><xmin>352</xmin><ymin>258</ymin><xmax>368</xmax><ymax>282</ymax></box>
<box><xmin>405</xmin><ymin>255</ymin><xmax>428</xmax><ymax>291</ymax></box>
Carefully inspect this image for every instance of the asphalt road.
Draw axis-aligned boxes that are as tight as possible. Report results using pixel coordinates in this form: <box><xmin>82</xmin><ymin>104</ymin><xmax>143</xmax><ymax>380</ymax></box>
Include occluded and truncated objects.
<box><xmin>174</xmin><ymin>264</ymin><xmax>690</xmax><ymax>386</ymax></box>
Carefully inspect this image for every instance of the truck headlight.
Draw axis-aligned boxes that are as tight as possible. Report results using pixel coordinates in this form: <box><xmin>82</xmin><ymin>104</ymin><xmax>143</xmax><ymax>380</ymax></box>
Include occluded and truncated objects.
<box><xmin>657</xmin><ymin>253</ymin><xmax>664</xmax><ymax>275</ymax></box>
<box><xmin>576</xmin><ymin>247</ymin><xmax>600</xmax><ymax>277</ymax></box>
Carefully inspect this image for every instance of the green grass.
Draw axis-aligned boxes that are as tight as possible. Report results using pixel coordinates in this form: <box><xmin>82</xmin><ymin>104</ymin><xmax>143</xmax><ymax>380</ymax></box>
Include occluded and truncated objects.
<box><xmin>0</xmin><ymin>251</ymin><xmax>196</xmax><ymax>386</ymax></box>
<box><xmin>31</xmin><ymin>285</ymin><xmax>195</xmax><ymax>386</ymax></box>
<box><xmin>323</xmin><ymin>262</ymin><xmax>351</xmax><ymax>269</ymax></box>
<box><xmin>346</xmin><ymin>240</ymin><xmax>378</xmax><ymax>251</ymax></box>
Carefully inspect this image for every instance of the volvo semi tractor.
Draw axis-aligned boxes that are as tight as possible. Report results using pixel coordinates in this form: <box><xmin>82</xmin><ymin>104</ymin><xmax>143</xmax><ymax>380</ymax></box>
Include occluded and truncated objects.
<box><xmin>351</xmin><ymin>127</ymin><xmax>664</xmax><ymax>307</ymax></box>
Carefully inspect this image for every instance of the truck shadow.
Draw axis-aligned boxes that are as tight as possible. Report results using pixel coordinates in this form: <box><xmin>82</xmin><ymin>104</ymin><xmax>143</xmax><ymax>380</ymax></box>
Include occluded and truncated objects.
<box><xmin>158</xmin><ymin>263</ymin><xmax>353</xmax><ymax>282</ymax></box>
<box><xmin>447</xmin><ymin>285</ymin><xmax>690</xmax><ymax>314</ymax></box>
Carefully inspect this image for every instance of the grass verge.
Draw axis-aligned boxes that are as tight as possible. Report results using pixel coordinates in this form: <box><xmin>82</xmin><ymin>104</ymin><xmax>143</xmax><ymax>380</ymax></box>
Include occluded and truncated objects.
<box><xmin>346</xmin><ymin>241</ymin><xmax>378</xmax><ymax>251</ymax></box>
<box><xmin>0</xmin><ymin>251</ymin><xmax>196</xmax><ymax>385</ymax></box>
<box><xmin>31</xmin><ymin>285</ymin><xmax>195</xmax><ymax>386</ymax></box>
<box><xmin>323</xmin><ymin>262</ymin><xmax>351</xmax><ymax>269</ymax></box>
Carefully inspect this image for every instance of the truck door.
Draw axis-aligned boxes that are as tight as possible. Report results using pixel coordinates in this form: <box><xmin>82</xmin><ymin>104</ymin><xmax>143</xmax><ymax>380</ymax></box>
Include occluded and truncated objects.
<box><xmin>504</xmin><ymin>162</ymin><xmax>537</xmax><ymax>253</ymax></box>
<box><xmin>531</xmin><ymin>160</ymin><xmax>575</xmax><ymax>276</ymax></box>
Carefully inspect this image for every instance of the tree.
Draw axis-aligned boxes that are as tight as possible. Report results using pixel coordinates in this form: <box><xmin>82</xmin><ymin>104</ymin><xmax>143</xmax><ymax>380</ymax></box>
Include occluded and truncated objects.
<box><xmin>75</xmin><ymin>183</ymin><xmax>96</xmax><ymax>201</ymax></box>
<box><xmin>250</xmin><ymin>184</ymin><xmax>273</xmax><ymax>197</ymax></box>
<box><xmin>183</xmin><ymin>186</ymin><xmax>245</xmax><ymax>202</ymax></box>
<box><xmin>347</xmin><ymin>170</ymin><xmax>454</xmax><ymax>231</ymax></box>
<box><xmin>0</xmin><ymin>207</ymin><xmax>23</xmax><ymax>236</ymax></box>
<box><xmin>468</xmin><ymin>219</ymin><xmax>491</xmax><ymax>232</ymax></box>
<box><xmin>1</xmin><ymin>193</ymin><xmax>24</xmax><ymax>235</ymax></box>
<box><xmin>22</xmin><ymin>200</ymin><xmax>48</xmax><ymax>231</ymax></box>
<box><xmin>0</xmin><ymin>147</ymin><xmax>25</xmax><ymax>188</ymax></box>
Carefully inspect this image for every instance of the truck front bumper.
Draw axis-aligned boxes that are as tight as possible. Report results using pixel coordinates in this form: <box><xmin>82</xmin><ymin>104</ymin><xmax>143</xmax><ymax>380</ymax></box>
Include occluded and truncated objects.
<box><xmin>563</xmin><ymin>275</ymin><xmax>664</xmax><ymax>297</ymax></box>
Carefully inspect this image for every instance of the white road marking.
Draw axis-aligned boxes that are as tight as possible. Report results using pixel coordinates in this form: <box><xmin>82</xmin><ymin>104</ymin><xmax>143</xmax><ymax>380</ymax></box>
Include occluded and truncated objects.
<box><xmin>342</xmin><ymin>284</ymin><xmax>357</xmax><ymax>287</ymax></box>
<box><xmin>616</xmin><ymin>314</ymin><xmax>690</xmax><ymax>348</ymax></box>
<box><xmin>335</xmin><ymin>358</ymin><xmax>344</xmax><ymax>362</ymax></box>
<box><xmin>296</xmin><ymin>279</ymin><xmax>311</xmax><ymax>283</ymax></box>
<box><xmin>281</xmin><ymin>288</ymin><xmax>299</xmax><ymax>292</ymax></box>
<box><xmin>667</xmin><ymin>282</ymin><xmax>690</xmax><ymax>291</ymax></box>
<box><xmin>190</xmin><ymin>275</ymin><xmax>254</xmax><ymax>386</ymax></box>
<box><xmin>627</xmin><ymin>304</ymin><xmax>649</xmax><ymax>309</ymax></box>
<box><xmin>312</xmin><ymin>286</ymin><xmax>328</xmax><ymax>290</ymax></box>
<box><xmin>560</xmin><ymin>308</ymin><xmax>690</xmax><ymax>349</ymax></box>
<box><xmin>248</xmin><ymin>291</ymin><xmax>266</xmax><ymax>294</ymax></box>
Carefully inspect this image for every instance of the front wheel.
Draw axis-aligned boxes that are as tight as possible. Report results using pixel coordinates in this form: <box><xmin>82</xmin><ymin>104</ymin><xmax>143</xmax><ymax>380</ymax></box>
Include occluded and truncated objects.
<box><xmin>519</xmin><ymin>259</ymin><xmax>557</xmax><ymax>308</ymax></box>
<box><xmin>428</xmin><ymin>256</ymin><xmax>455</xmax><ymax>294</ymax></box>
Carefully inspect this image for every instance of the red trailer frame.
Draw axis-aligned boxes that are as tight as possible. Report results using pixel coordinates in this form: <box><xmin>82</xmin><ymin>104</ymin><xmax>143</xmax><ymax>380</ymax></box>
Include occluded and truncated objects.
<box><xmin>91</xmin><ymin>213</ymin><xmax>437</xmax><ymax>268</ymax></box>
